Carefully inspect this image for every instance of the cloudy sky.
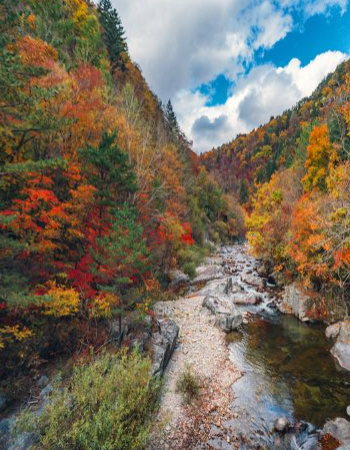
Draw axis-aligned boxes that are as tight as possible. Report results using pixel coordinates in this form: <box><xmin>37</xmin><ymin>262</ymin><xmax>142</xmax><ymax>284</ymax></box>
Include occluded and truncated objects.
<box><xmin>112</xmin><ymin>0</ymin><xmax>350</xmax><ymax>153</ymax></box>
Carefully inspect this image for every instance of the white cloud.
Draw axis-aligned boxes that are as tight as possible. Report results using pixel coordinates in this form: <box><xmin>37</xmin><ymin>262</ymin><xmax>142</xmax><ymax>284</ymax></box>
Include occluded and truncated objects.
<box><xmin>174</xmin><ymin>50</ymin><xmax>347</xmax><ymax>153</ymax></box>
<box><xmin>114</xmin><ymin>0</ymin><xmax>296</xmax><ymax>98</ymax></box>
<box><xmin>109</xmin><ymin>0</ymin><xmax>349</xmax><ymax>152</ymax></box>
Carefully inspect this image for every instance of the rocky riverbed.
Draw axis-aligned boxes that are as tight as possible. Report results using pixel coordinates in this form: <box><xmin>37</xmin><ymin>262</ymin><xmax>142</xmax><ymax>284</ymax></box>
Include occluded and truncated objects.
<box><xmin>151</xmin><ymin>244</ymin><xmax>350</xmax><ymax>450</ymax></box>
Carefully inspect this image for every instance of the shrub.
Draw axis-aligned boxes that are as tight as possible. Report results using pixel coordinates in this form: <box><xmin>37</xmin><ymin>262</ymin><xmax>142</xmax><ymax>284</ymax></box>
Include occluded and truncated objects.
<box><xmin>176</xmin><ymin>365</ymin><xmax>201</xmax><ymax>404</ymax></box>
<box><xmin>182</xmin><ymin>262</ymin><xmax>196</xmax><ymax>280</ymax></box>
<box><xmin>16</xmin><ymin>350</ymin><xmax>161</xmax><ymax>450</ymax></box>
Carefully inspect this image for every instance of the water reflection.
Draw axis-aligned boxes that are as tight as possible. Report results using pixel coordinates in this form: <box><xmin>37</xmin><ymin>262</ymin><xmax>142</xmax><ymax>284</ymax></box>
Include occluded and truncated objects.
<box><xmin>227</xmin><ymin>314</ymin><xmax>350</xmax><ymax>448</ymax></box>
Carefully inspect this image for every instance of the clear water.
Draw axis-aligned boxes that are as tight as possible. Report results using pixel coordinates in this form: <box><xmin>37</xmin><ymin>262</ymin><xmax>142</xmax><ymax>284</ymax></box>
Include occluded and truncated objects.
<box><xmin>227</xmin><ymin>313</ymin><xmax>350</xmax><ymax>448</ymax></box>
<box><xmin>219</xmin><ymin>246</ymin><xmax>350</xmax><ymax>449</ymax></box>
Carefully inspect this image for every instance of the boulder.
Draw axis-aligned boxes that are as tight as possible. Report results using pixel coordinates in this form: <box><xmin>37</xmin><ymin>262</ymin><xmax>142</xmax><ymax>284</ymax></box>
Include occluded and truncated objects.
<box><xmin>274</xmin><ymin>416</ymin><xmax>290</xmax><ymax>432</ymax></box>
<box><xmin>168</xmin><ymin>270</ymin><xmax>190</xmax><ymax>290</ymax></box>
<box><xmin>202</xmin><ymin>295</ymin><xmax>242</xmax><ymax>332</ymax></box>
<box><xmin>241</xmin><ymin>273</ymin><xmax>264</xmax><ymax>288</ymax></box>
<box><xmin>152</xmin><ymin>319</ymin><xmax>179</xmax><ymax>377</ymax></box>
<box><xmin>203</xmin><ymin>294</ymin><xmax>232</xmax><ymax>316</ymax></box>
<box><xmin>37</xmin><ymin>375</ymin><xmax>49</xmax><ymax>388</ymax></box>
<box><xmin>326</xmin><ymin>322</ymin><xmax>342</xmax><ymax>340</ymax></box>
<box><xmin>40</xmin><ymin>383</ymin><xmax>53</xmax><ymax>399</ymax></box>
<box><xmin>322</xmin><ymin>418</ymin><xmax>350</xmax><ymax>445</ymax></box>
<box><xmin>214</xmin><ymin>310</ymin><xmax>242</xmax><ymax>333</ymax></box>
<box><xmin>330</xmin><ymin>321</ymin><xmax>350</xmax><ymax>372</ymax></box>
<box><xmin>278</xmin><ymin>283</ymin><xmax>319</xmax><ymax>323</ymax></box>
<box><xmin>225</xmin><ymin>277</ymin><xmax>244</xmax><ymax>295</ymax></box>
<box><xmin>197</xmin><ymin>278</ymin><xmax>228</xmax><ymax>297</ymax></box>
<box><xmin>192</xmin><ymin>264</ymin><xmax>224</xmax><ymax>285</ymax></box>
<box><xmin>232</xmin><ymin>293</ymin><xmax>262</xmax><ymax>305</ymax></box>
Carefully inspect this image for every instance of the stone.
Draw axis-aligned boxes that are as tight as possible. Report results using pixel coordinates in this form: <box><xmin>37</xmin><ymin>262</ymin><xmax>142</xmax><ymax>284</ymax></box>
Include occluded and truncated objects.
<box><xmin>241</xmin><ymin>273</ymin><xmax>264</xmax><ymax>288</ymax></box>
<box><xmin>202</xmin><ymin>295</ymin><xmax>242</xmax><ymax>332</ymax></box>
<box><xmin>232</xmin><ymin>293</ymin><xmax>262</xmax><ymax>305</ymax></box>
<box><xmin>274</xmin><ymin>417</ymin><xmax>290</xmax><ymax>432</ymax></box>
<box><xmin>192</xmin><ymin>265</ymin><xmax>224</xmax><ymax>285</ymax></box>
<box><xmin>278</xmin><ymin>283</ymin><xmax>319</xmax><ymax>323</ymax></box>
<box><xmin>40</xmin><ymin>383</ymin><xmax>53</xmax><ymax>399</ymax></box>
<box><xmin>330</xmin><ymin>321</ymin><xmax>350</xmax><ymax>372</ymax></box>
<box><xmin>152</xmin><ymin>319</ymin><xmax>179</xmax><ymax>377</ymax></box>
<box><xmin>197</xmin><ymin>278</ymin><xmax>228</xmax><ymax>297</ymax></box>
<box><xmin>322</xmin><ymin>418</ymin><xmax>350</xmax><ymax>445</ymax></box>
<box><xmin>168</xmin><ymin>270</ymin><xmax>190</xmax><ymax>290</ymax></box>
<box><xmin>326</xmin><ymin>322</ymin><xmax>341</xmax><ymax>340</ymax></box>
<box><xmin>37</xmin><ymin>375</ymin><xmax>49</xmax><ymax>388</ymax></box>
<box><xmin>214</xmin><ymin>310</ymin><xmax>242</xmax><ymax>333</ymax></box>
<box><xmin>203</xmin><ymin>294</ymin><xmax>232</xmax><ymax>316</ymax></box>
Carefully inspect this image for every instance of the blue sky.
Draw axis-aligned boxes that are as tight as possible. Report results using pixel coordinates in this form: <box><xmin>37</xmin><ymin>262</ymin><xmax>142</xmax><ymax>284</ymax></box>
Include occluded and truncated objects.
<box><xmin>114</xmin><ymin>0</ymin><xmax>349</xmax><ymax>152</ymax></box>
<box><xmin>202</xmin><ymin>6</ymin><xmax>350</xmax><ymax>107</ymax></box>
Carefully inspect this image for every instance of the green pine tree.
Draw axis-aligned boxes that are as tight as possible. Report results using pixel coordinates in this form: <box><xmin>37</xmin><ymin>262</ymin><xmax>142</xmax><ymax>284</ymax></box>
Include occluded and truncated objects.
<box><xmin>164</xmin><ymin>100</ymin><xmax>180</xmax><ymax>139</ymax></box>
<box><xmin>97</xmin><ymin>0</ymin><xmax>128</xmax><ymax>71</ymax></box>
<box><xmin>79</xmin><ymin>131</ymin><xmax>137</xmax><ymax>216</ymax></box>
<box><xmin>94</xmin><ymin>205</ymin><xmax>150</xmax><ymax>347</ymax></box>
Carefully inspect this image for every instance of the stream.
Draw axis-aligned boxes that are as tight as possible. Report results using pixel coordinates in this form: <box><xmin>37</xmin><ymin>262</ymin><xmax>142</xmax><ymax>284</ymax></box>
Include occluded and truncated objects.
<box><xmin>216</xmin><ymin>246</ymin><xmax>350</xmax><ymax>450</ymax></box>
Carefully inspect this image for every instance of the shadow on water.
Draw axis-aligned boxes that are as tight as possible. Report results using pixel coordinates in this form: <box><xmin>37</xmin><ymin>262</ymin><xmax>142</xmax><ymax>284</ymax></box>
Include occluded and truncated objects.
<box><xmin>226</xmin><ymin>313</ymin><xmax>350</xmax><ymax>449</ymax></box>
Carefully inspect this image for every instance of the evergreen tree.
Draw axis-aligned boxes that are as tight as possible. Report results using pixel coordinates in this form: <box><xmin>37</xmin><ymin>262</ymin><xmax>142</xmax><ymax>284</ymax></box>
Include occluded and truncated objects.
<box><xmin>164</xmin><ymin>100</ymin><xmax>180</xmax><ymax>139</ymax></box>
<box><xmin>79</xmin><ymin>131</ymin><xmax>137</xmax><ymax>217</ymax></box>
<box><xmin>94</xmin><ymin>205</ymin><xmax>150</xmax><ymax>346</ymax></box>
<box><xmin>97</xmin><ymin>0</ymin><xmax>128</xmax><ymax>70</ymax></box>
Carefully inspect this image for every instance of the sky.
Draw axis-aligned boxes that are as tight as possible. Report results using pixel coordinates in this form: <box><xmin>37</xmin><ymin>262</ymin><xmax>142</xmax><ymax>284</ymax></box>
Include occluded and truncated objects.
<box><xmin>112</xmin><ymin>0</ymin><xmax>350</xmax><ymax>153</ymax></box>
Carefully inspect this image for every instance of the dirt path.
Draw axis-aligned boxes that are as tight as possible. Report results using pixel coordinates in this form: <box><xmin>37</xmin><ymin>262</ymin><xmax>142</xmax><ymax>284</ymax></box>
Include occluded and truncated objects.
<box><xmin>149</xmin><ymin>256</ymin><xmax>242</xmax><ymax>450</ymax></box>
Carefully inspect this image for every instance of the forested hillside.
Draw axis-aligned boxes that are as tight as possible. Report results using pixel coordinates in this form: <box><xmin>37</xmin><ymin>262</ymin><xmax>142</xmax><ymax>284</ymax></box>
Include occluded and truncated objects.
<box><xmin>0</xmin><ymin>0</ymin><xmax>243</xmax><ymax>379</ymax></box>
<box><xmin>203</xmin><ymin>60</ymin><xmax>350</xmax><ymax>313</ymax></box>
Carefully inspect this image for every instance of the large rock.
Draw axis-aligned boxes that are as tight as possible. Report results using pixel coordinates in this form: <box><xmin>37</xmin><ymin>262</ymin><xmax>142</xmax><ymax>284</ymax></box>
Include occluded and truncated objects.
<box><xmin>192</xmin><ymin>264</ymin><xmax>224</xmax><ymax>285</ymax></box>
<box><xmin>214</xmin><ymin>312</ymin><xmax>242</xmax><ymax>333</ymax></box>
<box><xmin>168</xmin><ymin>270</ymin><xmax>190</xmax><ymax>290</ymax></box>
<box><xmin>241</xmin><ymin>273</ymin><xmax>264</xmax><ymax>288</ymax></box>
<box><xmin>203</xmin><ymin>294</ymin><xmax>232</xmax><ymax>316</ymax></box>
<box><xmin>225</xmin><ymin>277</ymin><xmax>244</xmax><ymax>295</ymax></box>
<box><xmin>274</xmin><ymin>416</ymin><xmax>290</xmax><ymax>432</ymax></box>
<box><xmin>329</xmin><ymin>321</ymin><xmax>350</xmax><ymax>372</ymax></box>
<box><xmin>326</xmin><ymin>322</ymin><xmax>342</xmax><ymax>340</ymax></box>
<box><xmin>278</xmin><ymin>283</ymin><xmax>319</xmax><ymax>323</ymax></box>
<box><xmin>197</xmin><ymin>278</ymin><xmax>228</xmax><ymax>297</ymax></box>
<box><xmin>322</xmin><ymin>418</ymin><xmax>350</xmax><ymax>445</ymax></box>
<box><xmin>203</xmin><ymin>295</ymin><xmax>242</xmax><ymax>332</ymax></box>
<box><xmin>152</xmin><ymin>319</ymin><xmax>179</xmax><ymax>377</ymax></box>
<box><xmin>232</xmin><ymin>293</ymin><xmax>262</xmax><ymax>305</ymax></box>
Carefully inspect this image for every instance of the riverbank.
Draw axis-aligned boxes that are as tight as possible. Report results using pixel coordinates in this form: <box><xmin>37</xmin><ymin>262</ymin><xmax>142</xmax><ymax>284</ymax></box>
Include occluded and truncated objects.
<box><xmin>149</xmin><ymin>291</ymin><xmax>241</xmax><ymax>449</ymax></box>
<box><xmin>151</xmin><ymin>244</ymin><xmax>350</xmax><ymax>450</ymax></box>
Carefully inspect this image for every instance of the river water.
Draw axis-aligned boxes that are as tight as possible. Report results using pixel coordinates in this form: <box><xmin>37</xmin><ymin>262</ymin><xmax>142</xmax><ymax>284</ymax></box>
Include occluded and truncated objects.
<box><xmin>219</xmin><ymin>246</ymin><xmax>350</xmax><ymax>450</ymax></box>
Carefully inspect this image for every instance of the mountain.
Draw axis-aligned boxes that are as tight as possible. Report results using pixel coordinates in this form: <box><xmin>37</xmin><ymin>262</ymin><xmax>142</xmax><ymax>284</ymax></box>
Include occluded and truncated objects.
<box><xmin>202</xmin><ymin>60</ymin><xmax>350</xmax><ymax>203</ymax></box>
<box><xmin>203</xmin><ymin>59</ymin><xmax>350</xmax><ymax>312</ymax></box>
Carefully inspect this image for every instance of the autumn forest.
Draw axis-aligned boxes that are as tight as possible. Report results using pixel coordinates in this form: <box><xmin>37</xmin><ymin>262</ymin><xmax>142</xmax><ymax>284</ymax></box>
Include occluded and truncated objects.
<box><xmin>1</xmin><ymin>1</ymin><xmax>350</xmax><ymax>449</ymax></box>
